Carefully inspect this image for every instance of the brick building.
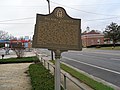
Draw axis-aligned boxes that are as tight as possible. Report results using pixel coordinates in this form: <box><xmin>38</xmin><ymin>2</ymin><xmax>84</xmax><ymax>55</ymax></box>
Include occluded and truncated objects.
<box><xmin>82</xmin><ymin>30</ymin><xmax>104</xmax><ymax>47</ymax></box>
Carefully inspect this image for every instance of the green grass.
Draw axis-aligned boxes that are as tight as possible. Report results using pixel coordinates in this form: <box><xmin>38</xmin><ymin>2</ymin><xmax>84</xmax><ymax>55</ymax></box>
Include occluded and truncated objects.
<box><xmin>61</xmin><ymin>64</ymin><xmax>114</xmax><ymax>90</ymax></box>
<box><xmin>0</xmin><ymin>56</ymin><xmax>39</xmax><ymax>64</ymax></box>
<box><xmin>50</xmin><ymin>60</ymin><xmax>114</xmax><ymax>90</ymax></box>
<box><xmin>29</xmin><ymin>63</ymin><xmax>54</xmax><ymax>90</ymax></box>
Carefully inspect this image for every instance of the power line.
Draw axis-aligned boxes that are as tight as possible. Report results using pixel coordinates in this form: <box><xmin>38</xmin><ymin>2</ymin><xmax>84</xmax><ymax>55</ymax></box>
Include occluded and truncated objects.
<box><xmin>0</xmin><ymin>4</ymin><xmax>120</xmax><ymax>24</ymax></box>
<box><xmin>51</xmin><ymin>1</ymin><xmax>119</xmax><ymax>16</ymax></box>
<box><xmin>0</xmin><ymin>23</ymin><xmax>34</xmax><ymax>24</ymax></box>
<box><xmin>0</xmin><ymin>14</ymin><xmax>119</xmax><ymax>24</ymax></box>
<box><xmin>68</xmin><ymin>3</ymin><xmax>120</xmax><ymax>6</ymax></box>
<box><xmin>0</xmin><ymin>5</ymin><xmax>46</xmax><ymax>7</ymax></box>
<box><xmin>84</xmin><ymin>16</ymin><xmax>120</xmax><ymax>22</ymax></box>
<box><xmin>0</xmin><ymin>17</ymin><xmax>35</xmax><ymax>22</ymax></box>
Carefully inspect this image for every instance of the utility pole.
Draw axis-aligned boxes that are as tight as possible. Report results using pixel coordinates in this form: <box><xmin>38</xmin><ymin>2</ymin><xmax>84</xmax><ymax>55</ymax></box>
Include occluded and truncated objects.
<box><xmin>46</xmin><ymin>0</ymin><xmax>50</xmax><ymax>14</ymax></box>
<box><xmin>46</xmin><ymin>1</ymin><xmax>61</xmax><ymax>90</ymax></box>
<box><xmin>46</xmin><ymin>0</ymin><xmax>54</xmax><ymax>60</ymax></box>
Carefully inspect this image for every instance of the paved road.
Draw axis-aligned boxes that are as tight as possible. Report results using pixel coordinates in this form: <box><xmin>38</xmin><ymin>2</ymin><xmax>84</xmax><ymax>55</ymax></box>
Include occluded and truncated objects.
<box><xmin>35</xmin><ymin>48</ymin><xmax>120</xmax><ymax>88</ymax></box>
<box><xmin>61</xmin><ymin>49</ymin><xmax>120</xmax><ymax>88</ymax></box>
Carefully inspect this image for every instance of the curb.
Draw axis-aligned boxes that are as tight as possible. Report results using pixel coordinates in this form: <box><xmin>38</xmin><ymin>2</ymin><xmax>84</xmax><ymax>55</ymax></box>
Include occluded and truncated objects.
<box><xmin>61</xmin><ymin>61</ymin><xmax>120</xmax><ymax>90</ymax></box>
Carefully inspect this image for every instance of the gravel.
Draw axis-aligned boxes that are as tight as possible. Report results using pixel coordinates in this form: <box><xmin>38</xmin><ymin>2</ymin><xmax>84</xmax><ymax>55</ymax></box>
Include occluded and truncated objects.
<box><xmin>0</xmin><ymin>63</ymin><xmax>32</xmax><ymax>90</ymax></box>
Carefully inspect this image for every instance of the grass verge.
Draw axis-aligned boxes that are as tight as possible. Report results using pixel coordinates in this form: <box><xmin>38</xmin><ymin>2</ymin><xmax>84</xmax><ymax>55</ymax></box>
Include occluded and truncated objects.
<box><xmin>50</xmin><ymin>60</ymin><xmax>114</xmax><ymax>90</ymax></box>
<box><xmin>0</xmin><ymin>56</ymin><xmax>39</xmax><ymax>64</ymax></box>
<box><xmin>29</xmin><ymin>63</ymin><xmax>54</xmax><ymax>90</ymax></box>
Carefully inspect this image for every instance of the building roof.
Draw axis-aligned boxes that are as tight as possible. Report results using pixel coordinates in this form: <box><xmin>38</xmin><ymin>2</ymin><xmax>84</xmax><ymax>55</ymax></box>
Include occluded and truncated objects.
<box><xmin>83</xmin><ymin>30</ymin><xmax>101</xmax><ymax>35</ymax></box>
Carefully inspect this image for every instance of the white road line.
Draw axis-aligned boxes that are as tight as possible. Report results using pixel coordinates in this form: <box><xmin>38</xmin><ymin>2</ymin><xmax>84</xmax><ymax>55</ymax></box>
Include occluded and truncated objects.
<box><xmin>110</xmin><ymin>58</ymin><xmax>120</xmax><ymax>61</ymax></box>
<box><xmin>63</xmin><ymin>56</ymin><xmax>120</xmax><ymax>75</ymax></box>
<box><xmin>77</xmin><ymin>54</ymin><xmax>83</xmax><ymax>55</ymax></box>
<box><xmin>89</xmin><ymin>51</ymin><xmax>120</xmax><ymax>56</ymax></box>
<box><xmin>77</xmin><ymin>54</ymin><xmax>120</xmax><ymax>61</ymax></box>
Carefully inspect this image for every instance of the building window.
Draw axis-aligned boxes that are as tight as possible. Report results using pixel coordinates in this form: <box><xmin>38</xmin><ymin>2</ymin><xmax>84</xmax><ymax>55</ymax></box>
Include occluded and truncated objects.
<box><xmin>97</xmin><ymin>39</ymin><xmax>100</xmax><ymax>44</ymax></box>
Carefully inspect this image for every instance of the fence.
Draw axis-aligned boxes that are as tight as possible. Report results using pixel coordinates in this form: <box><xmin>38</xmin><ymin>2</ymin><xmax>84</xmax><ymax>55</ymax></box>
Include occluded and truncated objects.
<box><xmin>36</xmin><ymin>53</ymin><xmax>86</xmax><ymax>90</ymax></box>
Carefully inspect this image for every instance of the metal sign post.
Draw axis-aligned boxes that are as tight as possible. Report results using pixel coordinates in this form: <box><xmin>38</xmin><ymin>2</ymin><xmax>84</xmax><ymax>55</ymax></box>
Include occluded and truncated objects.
<box><xmin>54</xmin><ymin>50</ymin><xmax>61</xmax><ymax>90</ymax></box>
<box><xmin>32</xmin><ymin>7</ymin><xmax>82</xmax><ymax>90</ymax></box>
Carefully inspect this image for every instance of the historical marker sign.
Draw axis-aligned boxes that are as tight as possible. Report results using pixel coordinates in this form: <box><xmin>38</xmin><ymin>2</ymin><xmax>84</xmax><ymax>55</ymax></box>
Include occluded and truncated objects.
<box><xmin>32</xmin><ymin>7</ymin><xmax>82</xmax><ymax>51</ymax></box>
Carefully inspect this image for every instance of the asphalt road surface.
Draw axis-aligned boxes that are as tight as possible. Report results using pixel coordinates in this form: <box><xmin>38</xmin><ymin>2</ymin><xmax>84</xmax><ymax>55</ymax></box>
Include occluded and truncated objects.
<box><xmin>35</xmin><ymin>48</ymin><xmax>120</xmax><ymax>88</ymax></box>
<box><xmin>61</xmin><ymin>49</ymin><xmax>120</xmax><ymax>88</ymax></box>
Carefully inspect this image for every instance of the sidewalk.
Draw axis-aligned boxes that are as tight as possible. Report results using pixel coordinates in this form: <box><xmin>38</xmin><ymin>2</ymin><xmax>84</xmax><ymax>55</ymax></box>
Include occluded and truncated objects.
<box><xmin>0</xmin><ymin>51</ymin><xmax>35</xmax><ymax>90</ymax></box>
<box><xmin>0</xmin><ymin>63</ymin><xmax>32</xmax><ymax>90</ymax></box>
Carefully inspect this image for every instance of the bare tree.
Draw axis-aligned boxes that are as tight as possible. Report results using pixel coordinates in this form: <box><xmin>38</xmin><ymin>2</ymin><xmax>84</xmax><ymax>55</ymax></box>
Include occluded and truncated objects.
<box><xmin>13</xmin><ymin>48</ymin><xmax>24</xmax><ymax>58</ymax></box>
<box><xmin>0</xmin><ymin>30</ymin><xmax>14</xmax><ymax>40</ymax></box>
<box><xmin>11</xmin><ymin>43</ymin><xmax>25</xmax><ymax>58</ymax></box>
<box><xmin>0</xmin><ymin>30</ymin><xmax>9</xmax><ymax>40</ymax></box>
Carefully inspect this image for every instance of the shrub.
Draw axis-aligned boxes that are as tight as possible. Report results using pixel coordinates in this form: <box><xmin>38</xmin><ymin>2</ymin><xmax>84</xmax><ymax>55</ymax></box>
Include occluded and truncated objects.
<box><xmin>29</xmin><ymin>63</ymin><xmax>54</xmax><ymax>90</ymax></box>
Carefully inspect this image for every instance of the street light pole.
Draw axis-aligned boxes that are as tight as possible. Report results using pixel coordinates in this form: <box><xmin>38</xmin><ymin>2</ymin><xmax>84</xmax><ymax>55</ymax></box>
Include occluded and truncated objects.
<box><xmin>46</xmin><ymin>0</ymin><xmax>54</xmax><ymax>61</ymax></box>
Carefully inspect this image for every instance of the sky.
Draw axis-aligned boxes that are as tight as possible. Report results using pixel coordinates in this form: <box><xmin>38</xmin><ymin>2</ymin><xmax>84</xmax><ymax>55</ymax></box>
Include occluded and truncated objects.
<box><xmin>0</xmin><ymin>0</ymin><xmax>120</xmax><ymax>38</ymax></box>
